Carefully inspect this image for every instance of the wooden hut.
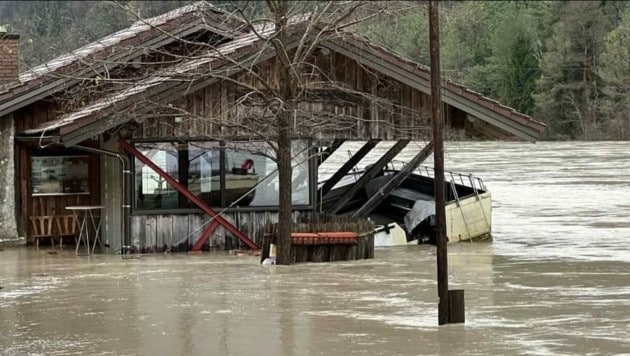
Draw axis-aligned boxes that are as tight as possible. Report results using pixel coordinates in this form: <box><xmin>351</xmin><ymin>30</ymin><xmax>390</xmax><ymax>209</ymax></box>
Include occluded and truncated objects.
<box><xmin>0</xmin><ymin>3</ymin><xmax>545</xmax><ymax>253</ymax></box>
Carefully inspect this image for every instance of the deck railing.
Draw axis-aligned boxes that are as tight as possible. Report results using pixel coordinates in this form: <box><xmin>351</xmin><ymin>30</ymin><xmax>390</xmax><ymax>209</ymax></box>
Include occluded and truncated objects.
<box><xmin>384</xmin><ymin>160</ymin><xmax>487</xmax><ymax>192</ymax></box>
<box><xmin>318</xmin><ymin>160</ymin><xmax>487</xmax><ymax>196</ymax></box>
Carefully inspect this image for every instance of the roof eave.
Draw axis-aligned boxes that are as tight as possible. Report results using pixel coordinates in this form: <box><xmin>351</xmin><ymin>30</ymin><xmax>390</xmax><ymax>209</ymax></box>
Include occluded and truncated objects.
<box><xmin>322</xmin><ymin>35</ymin><xmax>546</xmax><ymax>142</ymax></box>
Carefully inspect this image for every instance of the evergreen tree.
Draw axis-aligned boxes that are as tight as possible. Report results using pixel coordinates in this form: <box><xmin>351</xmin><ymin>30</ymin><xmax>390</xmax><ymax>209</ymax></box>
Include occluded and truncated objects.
<box><xmin>504</xmin><ymin>32</ymin><xmax>540</xmax><ymax>115</ymax></box>
<box><xmin>534</xmin><ymin>1</ymin><xmax>608</xmax><ymax>139</ymax></box>
<box><xmin>599</xmin><ymin>7</ymin><xmax>630</xmax><ymax>139</ymax></box>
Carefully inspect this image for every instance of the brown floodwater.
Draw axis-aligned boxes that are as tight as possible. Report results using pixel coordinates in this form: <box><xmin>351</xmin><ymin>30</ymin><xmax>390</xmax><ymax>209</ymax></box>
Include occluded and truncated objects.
<box><xmin>1</xmin><ymin>141</ymin><xmax>629</xmax><ymax>355</ymax></box>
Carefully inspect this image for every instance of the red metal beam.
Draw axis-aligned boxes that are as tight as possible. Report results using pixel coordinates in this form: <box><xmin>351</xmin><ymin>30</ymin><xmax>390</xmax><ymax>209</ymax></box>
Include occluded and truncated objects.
<box><xmin>118</xmin><ymin>138</ymin><xmax>260</xmax><ymax>250</ymax></box>
<box><xmin>191</xmin><ymin>220</ymin><xmax>219</xmax><ymax>251</ymax></box>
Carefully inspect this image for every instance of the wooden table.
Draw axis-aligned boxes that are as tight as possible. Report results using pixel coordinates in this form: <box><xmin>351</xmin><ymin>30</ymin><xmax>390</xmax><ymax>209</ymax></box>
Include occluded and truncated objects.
<box><xmin>66</xmin><ymin>206</ymin><xmax>105</xmax><ymax>255</ymax></box>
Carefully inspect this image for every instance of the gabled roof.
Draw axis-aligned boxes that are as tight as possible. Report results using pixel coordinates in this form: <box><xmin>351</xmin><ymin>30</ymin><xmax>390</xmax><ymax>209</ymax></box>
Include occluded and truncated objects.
<box><xmin>322</xmin><ymin>34</ymin><xmax>545</xmax><ymax>141</ymax></box>
<box><xmin>13</xmin><ymin>4</ymin><xmax>546</xmax><ymax>144</ymax></box>
<box><xmin>0</xmin><ymin>1</ymin><xmax>245</xmax><ymax>118</ymax></box>
<box><xmin>24</xmin><ymin>23</ymin><xmax>282</xmax><ymax>145</ymax></box>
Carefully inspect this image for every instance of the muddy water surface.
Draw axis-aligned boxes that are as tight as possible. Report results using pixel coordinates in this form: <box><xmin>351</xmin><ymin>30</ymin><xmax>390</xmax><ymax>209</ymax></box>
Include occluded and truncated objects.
<box><xmin>1</xmin><ymin>141</ymin><xmax>629</xmax><ymax>355</ymax></box>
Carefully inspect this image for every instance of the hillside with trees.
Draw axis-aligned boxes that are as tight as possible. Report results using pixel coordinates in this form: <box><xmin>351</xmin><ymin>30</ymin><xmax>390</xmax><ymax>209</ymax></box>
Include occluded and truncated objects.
<box><xmin>1</xmin><ymin>0</ymin><xmax>629</xmax><ymax>139</ymax></box>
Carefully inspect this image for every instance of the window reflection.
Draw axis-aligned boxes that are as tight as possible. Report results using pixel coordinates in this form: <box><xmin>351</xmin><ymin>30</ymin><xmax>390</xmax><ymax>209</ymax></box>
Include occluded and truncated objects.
<box><xmin>133</xmin><ymin>140</ymin><xmax>311</xmax><ymax>211</ymax></box>
<box><xmin>135</xmin><ymin>143</ymin><xmax>178</xmax><ymax>209</ymax></box>
<box><xmin>187</xmin><ymin>142</ymin><xmax>221</xmax><ymax>207</ymax></box>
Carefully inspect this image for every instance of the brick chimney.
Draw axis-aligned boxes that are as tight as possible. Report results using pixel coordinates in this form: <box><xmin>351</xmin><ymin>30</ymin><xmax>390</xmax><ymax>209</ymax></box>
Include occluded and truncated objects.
<box><xmin>0</xmin><ymin>26</ymin><xmax>19</xmax><ymax>86</ymax></box>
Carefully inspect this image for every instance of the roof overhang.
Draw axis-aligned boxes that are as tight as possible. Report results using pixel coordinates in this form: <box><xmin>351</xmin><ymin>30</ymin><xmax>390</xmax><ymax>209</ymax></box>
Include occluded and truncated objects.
<box><xmin>0</xmin><ymin>2</ymin><xmax>246</xmax><ymax>119</ymax></box>
<box><xmin>321</xmin><ymin>36</ymin><xmax>545</xmax><ymax>141</ymax></box>
<box><xmin>16</xmin><ymin>18</ymin><xmax>545</xmax><ymax>145</ymax></box>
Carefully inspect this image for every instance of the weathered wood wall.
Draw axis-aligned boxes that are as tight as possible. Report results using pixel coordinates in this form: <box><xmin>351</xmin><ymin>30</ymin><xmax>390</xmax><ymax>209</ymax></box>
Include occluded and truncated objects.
<box><xmin>290</xmin><ymin>235</ymin><xmax>374</xmax><ymax>263</ymax></box>
<box><xmin>129</xmin><ymin>210</ymin><xmax>311</xmax><ymax>253</ymax></box>
<box><xmin>130</xmin><ymin>50</ymin><xmax>471</xmax><ymax>140</ymax></box>
<box><xmin>13</xmin><ymin>101</ymin><xmax>101</xmax><ymax>241</ymax></box>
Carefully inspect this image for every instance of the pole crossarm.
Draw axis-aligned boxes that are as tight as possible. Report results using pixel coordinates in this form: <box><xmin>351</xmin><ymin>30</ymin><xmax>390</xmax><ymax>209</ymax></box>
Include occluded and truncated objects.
<box><xmin>118</xmin><ymin>138</ymin><xmax>260</xmax><ymax>251</ymax></box>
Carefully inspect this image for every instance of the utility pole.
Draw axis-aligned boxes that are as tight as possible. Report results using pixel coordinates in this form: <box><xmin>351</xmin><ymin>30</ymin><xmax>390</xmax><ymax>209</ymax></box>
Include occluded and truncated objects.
<box><xmin>429</xmin><ymin>0</ymin><xmax>449</xmax><ymax>326</ymax></box>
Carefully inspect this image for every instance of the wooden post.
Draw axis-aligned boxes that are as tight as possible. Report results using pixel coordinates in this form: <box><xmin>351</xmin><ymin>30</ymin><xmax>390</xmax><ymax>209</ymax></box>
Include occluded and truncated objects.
<box><xmin>448</xmin><ymin>289</ymin><xmax>465</xmax><ymax>323</ymax></box>
<box><xmin>429</xmin><ymin>0</ymin><xmax>453</xmax><ymax>326</ymax></box>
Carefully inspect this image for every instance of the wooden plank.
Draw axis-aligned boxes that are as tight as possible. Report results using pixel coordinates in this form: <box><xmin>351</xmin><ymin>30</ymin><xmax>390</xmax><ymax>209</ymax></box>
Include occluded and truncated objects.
<box><xmin>327</xmin><ymin>139</ymin><xmax>410</xmax><ymax>214</ymax></box>
<box><xmin>16</xmin><ymin>143</ymin><xmax>29</xmax><ymax>238</ymax></box>
<box><xmin>131</xmin><ymin>216</ymin><xmax>141</xmax><ymax>253</ymax></box>
<box><xmin>319</xmin><ymin>139</ymin><xmax>380</xmax><ymax>198</ymax></box>
<box><xmin>157</xmin><ymin>215</ymin><xmax>173</xmax><ymax>252</ymax></box>
<box><xmin>171</xmin><ymin>215</ymin><xmax>189</xmax><ymax>251</ymax></box>
<box><xmin>352</xmin><ymin>141</ymin><xmax>434</xmax><ymax>218</ymax></box>
<box><xmin>145</xmin><ymin>215</ymin><xmax>157</xmax><ymax>253</ymax></box>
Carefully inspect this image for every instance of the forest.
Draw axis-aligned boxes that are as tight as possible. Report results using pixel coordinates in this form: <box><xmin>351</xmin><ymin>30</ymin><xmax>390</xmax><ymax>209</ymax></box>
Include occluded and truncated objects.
<box><xmin>1</xmin><ymin>0</ymin><xmax>629</xmax><ymax>140</ymax></box>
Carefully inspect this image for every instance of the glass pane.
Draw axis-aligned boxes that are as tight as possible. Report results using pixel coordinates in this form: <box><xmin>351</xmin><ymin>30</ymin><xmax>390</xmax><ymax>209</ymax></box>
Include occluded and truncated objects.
<box><xmin>134</xmin><ymin>142</ymin><xmax>179</xmax><ymax>210</ymax></box>
<box><xmin>224</xmin><ymin>140</ymin><xmax>310</xmax><ymax>206</ymax></box>
<box><xmin>133</xmin><ymin>140</ymin><xmax>311</xmax><ymax>210</ymax></box>
<box><xmin>291</xmin><ymin>140</ymin><xmax>310</xmax><ymax>205</ymax></box>
<box><xmin>187</xmin><ymin>141</ymin><xmax>221</xmax><ymax>207</ymax></box>
<box><xmin>31</xmin><ymin>155</ymin><xmax>90</xmax><ymax>195</ymax></box>
<box><xmin>224</xmin><ymin>141</ymin><xmax>270</xmax><ymax>206</ymax></box>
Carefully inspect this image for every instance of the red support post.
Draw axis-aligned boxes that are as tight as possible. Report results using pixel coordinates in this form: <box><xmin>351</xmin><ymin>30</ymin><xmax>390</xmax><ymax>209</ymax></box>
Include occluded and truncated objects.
<box><xmin>119</xmin><ymin>138</ymin><xmax>260</xmax><ymax>250</ymax></box>
<box><xmin>191</xmin><ymin>220</ymin><xmax>219</xmax><ymax>252</ymax></box>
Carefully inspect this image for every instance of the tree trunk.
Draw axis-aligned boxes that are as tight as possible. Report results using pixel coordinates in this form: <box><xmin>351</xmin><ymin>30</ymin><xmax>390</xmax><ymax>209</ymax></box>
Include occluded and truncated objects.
<box><xmin>275</xmin><ymin>108</ymin><xmax>293</xmax><ymax>265</ymax></box>
<box><xmin>271</xmin><ymin>0</ymin><xmax>295</xmax><ymax>265</ymax></box>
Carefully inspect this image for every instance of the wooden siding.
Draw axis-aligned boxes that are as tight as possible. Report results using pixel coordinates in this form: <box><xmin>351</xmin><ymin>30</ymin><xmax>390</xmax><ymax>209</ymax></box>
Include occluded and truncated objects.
<box><xmin>13</xmin><ymin>101</ymin><xmax>101</xmax><ymax>241</ymax></box>
<box><xmin>129</xmin><ymin>211</ymin><xmax>310</xmax><ymax>253</ymax></box>
<box><xmin>129</xmin><ymin>50</ymin><xmax>487</xmax><ymax>141</ymax></box>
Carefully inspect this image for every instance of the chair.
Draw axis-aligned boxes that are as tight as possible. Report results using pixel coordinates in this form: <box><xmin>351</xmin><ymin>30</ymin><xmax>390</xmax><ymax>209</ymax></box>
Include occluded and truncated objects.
<box><xmin>30</xmin><ymin>216</ymin><xmax>55</xmax><ymax>250</ymax></box>
<box><xmin>55</xmin><ymin>215</ymin><xmax>77</xmax><ymax>248</ymax></box>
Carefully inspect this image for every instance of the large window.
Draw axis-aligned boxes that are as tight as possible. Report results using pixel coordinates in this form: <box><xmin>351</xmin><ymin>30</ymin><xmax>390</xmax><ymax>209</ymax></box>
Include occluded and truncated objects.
<box><xmin>31</xmin><ymin>155</ymin><xmax>90</xmax><ymax>196</ymax></box>
<box><xmin>133</xmin><ymin>140</ymin><xmax>311</xmax><ymax>211</ymax></box>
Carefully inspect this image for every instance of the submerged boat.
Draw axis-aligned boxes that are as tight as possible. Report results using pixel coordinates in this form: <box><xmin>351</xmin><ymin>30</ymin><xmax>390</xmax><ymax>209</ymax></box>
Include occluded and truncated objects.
<box><xmin>321</xmin><ymin>162</ymin><xmax>491</xmax><ymax>245</ymax></box>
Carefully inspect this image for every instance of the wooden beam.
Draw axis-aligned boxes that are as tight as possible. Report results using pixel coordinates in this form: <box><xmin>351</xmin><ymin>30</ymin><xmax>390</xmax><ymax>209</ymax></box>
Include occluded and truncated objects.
<box><xmin>191</xmin><ymin>220</ymin><xmax>219</xmax><ymax>251</ymax></box>
<box><xmin>118</xmin><ymin>138</ymin><xmax>260</xmax><ymax>250</ymax></box>
<box><xmin>319</xmin><ymin>139</ymin><xmax>380</xmax><ymax>198</ymax></box>
<box><xmin>429</xmin><ymin>0</ymin><xmax>451</xmax><ymax>326</ymax></box>
<box><xmin>351</xmin><ymin>140</ymin><xmax>434</xmax><ymax>218</ymax></box>
<box><xmin>327</xmin><ymin>139</ymin><xmax>410</xmax><ymax>215</ymax></box>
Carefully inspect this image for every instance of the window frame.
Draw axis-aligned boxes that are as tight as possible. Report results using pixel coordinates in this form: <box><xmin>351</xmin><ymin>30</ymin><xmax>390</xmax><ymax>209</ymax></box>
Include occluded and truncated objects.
<box><xmin>130</xmin><ymin>138</ymin><xmax>316</xmax><ymax>215</ymax></box>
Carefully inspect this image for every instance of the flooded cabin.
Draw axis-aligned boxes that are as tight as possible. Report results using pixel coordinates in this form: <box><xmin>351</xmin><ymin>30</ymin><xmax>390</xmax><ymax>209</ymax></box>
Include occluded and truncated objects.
<box><xmin>0</xmin><ymin>3</ymin><xmax>544</xmax><ymax>253</ymax></box>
